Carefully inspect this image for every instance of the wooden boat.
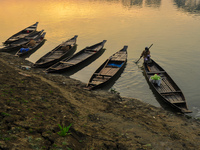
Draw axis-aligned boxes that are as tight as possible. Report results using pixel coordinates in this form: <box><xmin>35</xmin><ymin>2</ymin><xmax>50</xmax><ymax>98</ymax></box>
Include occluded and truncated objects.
<box><xmin>15</xmin><ymin>31</ymin><xmax>46</xmax><ymax>57</ymax></box>
<box><xmin>33</xmin><ymin>35</ymin><xmax>78</xmax><ymax>68</ymax></box>
<box><xmin>3</xmin><ymin>22</ymin><xmax>39</xmax><ymax>45</ymax></box>
<box><xmin>143</xmin><ymin>59</ymin><xmax>192</xmax><ymax>113</ymax></box>
<box><xmin>86</xmin><ymin>45</ymin><xmax>128</xmax><ymax>90</ymax></box>
<box><xmin>45</xmin><ymin>40</ymin><xmax>107</xmax><ymax>73</ymax></box>
<box><xmin>0</xmin><ymin>30</ymin><xmax>44</xmax><ymax>53</ymax></box>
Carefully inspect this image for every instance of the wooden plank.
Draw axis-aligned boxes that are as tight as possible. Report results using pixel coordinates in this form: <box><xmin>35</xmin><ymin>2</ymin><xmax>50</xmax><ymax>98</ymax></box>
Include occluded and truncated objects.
<box><xmin>100</xmin><ymin>68</ymin><xmax>111</xmax><ymax>75</ymax></box>
<box><xmin>147</xmin><ymin>71</ymin><xmax>166</xmax><ymax>74</ymax></box>
<box><xmin>147</xmin><ymin>65</ymin><xmax>151</xmax><ymax>72</ymax></box>
<box><xmin>100</xmin><ymin>74</ymin><xmax>112</xmax><ymax>77</ymax></box>
<box><xmin>162</xmin><ymin>78</ymin><xmax>176</xmax><ymax>92</ymax></box>
<box><xmin>91</xmin><ymin>80</ymin><xmax>103</xmax><ymax>85</ymax></box>
<box><xmin>54</xmin><ymin>51</ymin><xmax>65</xmax><ymax>54</ymax></box>
<box><xmin>163</xmin><ymin>92</ymin><xmax>183</xmax><ymax>102</ymax></box>
<box><xmin>172</xmin><ymin>100</ymin><xmax>185</xmax><ymax>104</ymax></box>
<box><xmin>149</xmin><ymin>65</ymin><xmax>157</xmax><ymax>72</ymax></box>
<box><xmin>104</xmin><ymin>68</ymin><xmax>119</xmax><ymax>76</ymax></box>
<box><xmin>173</xmin><ymin>94</ymin><xmax>183</xmax><ymax>101</ymax></box>
<box><xmin>45</xmin><ymin>57</ymin><xmax>60</xmax><ymax>59</ymax></box>
<box><xmin>160</xmin><ymin>91</ymin><xmax>181</xmax><ymax>94</ymax></box>
<box><xmin>160</xmin><ymin>80</ymin><xmax>170</xmax><ymax>92</ymax></box>
<box><xmin>165</xmin><ymin>95</ymin><xmax>174</xmax><ymax>102</ymax></box>
<box><xmin>111</xmin><ymin>53</ymin><xmax>126</xmax><ymax>61</ymax></box>
<box><xmin>60</xmin><ymin>61</ymin><xmax>74</xmax><ymax>64</ymax></box>
<box><xmin>159</xmin><ymin>84</ymin><xmax>167</xmax><ymax>93</ymax></box>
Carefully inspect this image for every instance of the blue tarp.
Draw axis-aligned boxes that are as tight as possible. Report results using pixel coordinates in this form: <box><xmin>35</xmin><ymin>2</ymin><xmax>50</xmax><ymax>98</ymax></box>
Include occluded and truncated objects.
<box><xmin>108</xmin><ymin>63</ymin><xmax>123</xmax><ymax>68</ymax></box>
<box><xmin>20</xmin><ymin>48</ymin><xmax>30</xmax><ymax>53</ymax></box>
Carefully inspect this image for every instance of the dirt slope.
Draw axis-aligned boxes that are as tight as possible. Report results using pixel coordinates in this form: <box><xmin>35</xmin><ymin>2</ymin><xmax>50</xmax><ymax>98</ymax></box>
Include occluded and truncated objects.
<box><xmin>0</xmin><ymin>52</ymin><xmax>200</xmax><ymax>150</ymax></box>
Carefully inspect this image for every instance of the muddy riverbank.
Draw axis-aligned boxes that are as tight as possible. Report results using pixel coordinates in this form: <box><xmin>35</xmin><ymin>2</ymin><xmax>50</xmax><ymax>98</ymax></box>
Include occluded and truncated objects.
<box><xmin>0</xmin><ymin>52</ymin><xmax>200</xmax><ymax>150</ymax></box>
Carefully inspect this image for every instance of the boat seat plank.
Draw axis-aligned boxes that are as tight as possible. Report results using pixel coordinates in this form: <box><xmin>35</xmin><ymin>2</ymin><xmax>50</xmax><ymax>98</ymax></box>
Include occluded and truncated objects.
<box><xmin>107</xmin><ymin>68</ymin><xmax>119</xmax><ymax>75</ymax></box>
<box><xmin>101</xmin><ymin>68</ymin><xmax>119</xmax><ymax>76</ymax></box>
<box><xmin>147</xmin><ymin>71</ymin><xmax>166</xmax><ymax>74</ymax></box>
<box><xmin>90</xmin><ymin>80</ymin><xmax>103</xmax><ymax>85</ymax></box>
<box><xmin>111</xmin><ymin>55</ymin><xmax>127</xmax><ymax>61</ymax></box>
<box><xmin>171</xmin><ymin>101</ymin><xmax>185</xmax><ymax>104</ymax></box>
<box><xmin>166</xmin><ymin>96</ymin><xmax>174</xmax><ymax>102</ymax></box>
<box><xmin>98</xmin><ymin>74</ymin><xmax>112</xmax><ymax>77</ymax></box>
<box><xmin>164</xmin><ymin>94</ymin><xmax>183</xmax><ymax>101</ymax></box>
<box><xmin>94</xmin><ymin>67</ymin><xmax>118</xmax><ymax>77</ymax></box>
<box><xmin>160</xmin><ymin>91</ymin><xmax>181</xmax><ymax>94</ymax></box>
<box><xmin>54</xmin><ymin>51</ymin><xmax>65</xmax><ymax>54</ymax></box>
<box><xmin>100</xmin><ymin>68</ymin><xmax>111</xmax><ymax>74</ymax></box>
<box><xmin>60</xmin><ymin>61</ymin><xmax>74</xmax><ymax>65</ymax></box>
<box><xmin>50</xmin><ymin>53</ymin><xmax>64</xmax><ymax>56</ymax></box>
<box><xmin>44</xmin><ymin>57</ymin><xmax>60</xmax><ymax>60</ymax></box>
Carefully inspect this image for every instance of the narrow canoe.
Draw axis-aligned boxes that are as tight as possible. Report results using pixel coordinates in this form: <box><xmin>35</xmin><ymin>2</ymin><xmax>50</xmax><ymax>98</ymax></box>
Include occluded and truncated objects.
<box><xmin>143</xmin><ymin>59</ymin><xmax>192</xmax><ymax>113</ymax></box>
<box><xmin>45</xmin><ymin>40</ymin><xmax>107</xmax><ymax>73</ymax></box>
<box><xmin>86</xmin><ymin>45</ymin><xmax>128</xmax><ymax>90</ymax></box>
<box><xmin>15</xmin><ymin>31</ymin><xmax>46</xmax><ymax>57</ymax></box>
<box><xmin>0</xmin><ymin>30</ymin><xmax>44</xmax><ymax>53</ymax></box>
<box><xmin>3</xmin><ymin>22</ymin><xmax>39</xmax><ymax>45</ymax></box>
<box><xmin>33</xmin><ymin>35</ymin><xmax>78</xmax><ymax>68</ymax></box>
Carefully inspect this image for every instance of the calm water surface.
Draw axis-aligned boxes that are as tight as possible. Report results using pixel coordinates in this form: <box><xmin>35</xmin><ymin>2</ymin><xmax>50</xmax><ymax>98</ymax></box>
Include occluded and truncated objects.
<box><xmin>1</xmin><ymin>0</ymin><xmax>200</xmax><ymax>117</ymax></box>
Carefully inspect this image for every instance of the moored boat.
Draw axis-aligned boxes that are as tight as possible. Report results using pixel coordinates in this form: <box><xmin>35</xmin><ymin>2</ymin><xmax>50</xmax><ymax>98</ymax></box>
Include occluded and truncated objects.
<box><xmin>45</xmin><ymin>40</ymin><xmax>107</xmax><ymax>73</ymax></box>
<box><xmin>0</xmin><ymin>30</ymin><xmax>44</xmax><ymax>53</ymax></box>
<box><xmin>86</xmin><ymin>45</ymin><xmax>128</xmax><ymax>90</ymax></box>
<box><xmin>15</xmin><ymin>31</ymin><xmax>46</xmax><ymax>57</ymax></box>
<box><xmin>143</xmin><ymin>59</ymin><xmax>192</xmax><ymax>113</ymax></box>
<box><xmin>3</xmin><ymin>22</ymin><xmax>39</xmax><ymax>45</ymax></box>
<box><xmin>33</xmin><ymin>35</ymin><xmax>78</xmax><ymax>68</ymax></box>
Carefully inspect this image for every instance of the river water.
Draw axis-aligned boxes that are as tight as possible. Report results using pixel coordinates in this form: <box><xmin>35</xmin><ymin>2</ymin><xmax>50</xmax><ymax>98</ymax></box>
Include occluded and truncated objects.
<box><xmin>1</xmin><ymin>0</ymin><xmax>200</xmax><ymax>118</ymax></box>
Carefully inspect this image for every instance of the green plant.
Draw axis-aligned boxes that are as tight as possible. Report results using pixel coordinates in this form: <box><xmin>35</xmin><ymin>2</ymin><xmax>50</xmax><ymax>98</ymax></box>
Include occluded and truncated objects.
<box><xmin>110</xmin><ymin>88</ymin><xmax>119</xmax><ymax>94</ymax></box>
<box><xmin>62</xmin><ymin>141</ymin><xmax>68</xmax><ymax>145</ymax></box>
<box><xmin>57</xmin><ymin>123</ymin><xmax>72</xmax><ymax>137</ymax></box>
<box><xmin>1</xmin><ymin>112</ymin><xmax>10</xmax><ymax>116</ymax></box>
<box><xmin>3</xmin><ymin>137</ymin><xmax>11</xmax><ymax>141</ymax></box>
<box><xmin>49</xmin><ymin>90</ymin><xmax>53</xmax><ymax>94</ymax></box>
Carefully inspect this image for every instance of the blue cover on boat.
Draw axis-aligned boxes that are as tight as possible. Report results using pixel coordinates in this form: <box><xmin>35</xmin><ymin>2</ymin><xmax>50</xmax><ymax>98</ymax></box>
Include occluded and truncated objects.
<box><xmin>20</xmin><ymin>48</ymin><xmax>29</xmax><ymax>53</ymax></box>
<box><xmin>108</xmin><ymin>63</ymin><xmax>123</xmax><ymax>68</ymax></box>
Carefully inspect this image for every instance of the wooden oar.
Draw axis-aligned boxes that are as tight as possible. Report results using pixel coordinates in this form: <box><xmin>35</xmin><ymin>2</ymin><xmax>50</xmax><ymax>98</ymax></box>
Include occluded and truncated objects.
<box><xmin>135</xmin><ymin>56</ymin><xmax>142</xmax><ymax>64</ymax></box>
<box><xmin>135</xmin><ymin>43</ymin><xmax>153</xmax><ymax>64</ymax></box>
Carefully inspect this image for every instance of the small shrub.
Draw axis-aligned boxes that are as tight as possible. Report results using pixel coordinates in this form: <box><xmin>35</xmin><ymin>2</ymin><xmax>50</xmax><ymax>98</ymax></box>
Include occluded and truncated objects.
<box><xmin>57</xmin><ymin>123</ymin><xmax>72</xmax><ymax>137</ymax></box>
<box><xmin>1</xmin><ymin>112</ymin><xmax>10</xmax><ymax>116</ymax></box>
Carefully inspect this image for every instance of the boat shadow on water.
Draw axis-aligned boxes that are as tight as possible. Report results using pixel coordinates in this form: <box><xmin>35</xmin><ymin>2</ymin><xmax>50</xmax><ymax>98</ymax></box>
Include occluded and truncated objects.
<box><xmin>62</xmin><ymin>48</ymin><xmax>106</xmax><ymax>76</ymax></box>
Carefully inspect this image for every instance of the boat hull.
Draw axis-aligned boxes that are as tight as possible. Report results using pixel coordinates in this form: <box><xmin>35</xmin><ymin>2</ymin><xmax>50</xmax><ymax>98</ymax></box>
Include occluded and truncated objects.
<box><xmin>3</xmin><ymin>22</ymin><xmax>39</xmax><ymax>45</ymax></box>
<box><xmin>33</xmin><ymin>35</ymin><xmax>78</xmax><ymax>68</ymax></box>
<box><xmin>15</xmin><ymin>31</ymin><xmax>46</xmax><ymax>57</ymax></box>
<box><xmin>143</xmin><ymin>59</ymin><xmax>192</xmax><ymax>113</ymax></box>
<box><xmin>45</xmin><ymin>40</ymin><xmax>107</xmax><ymax>73</ymax></box>
<box><xmin>86</xmin><ymin>45</ymin><xmax>128</xmax><ymax>90</ymax></box>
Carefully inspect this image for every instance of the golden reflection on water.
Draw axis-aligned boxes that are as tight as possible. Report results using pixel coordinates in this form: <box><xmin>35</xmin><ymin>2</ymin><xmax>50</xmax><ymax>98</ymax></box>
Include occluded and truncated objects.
<box><xmin>0</xmin><ymin>0</ymin><xmax>127</xmax><ymax>40</ymax></box>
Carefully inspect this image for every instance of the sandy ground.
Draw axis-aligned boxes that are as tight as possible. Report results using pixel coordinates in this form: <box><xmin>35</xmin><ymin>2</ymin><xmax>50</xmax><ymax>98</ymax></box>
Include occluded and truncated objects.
<box><xmin>0</xmin><ymin>52</ymin><xmax>200</xmax><ymax>150</ymax></box>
